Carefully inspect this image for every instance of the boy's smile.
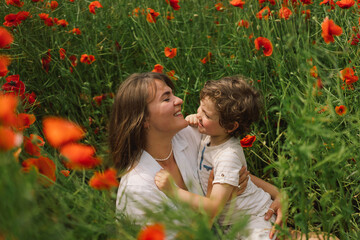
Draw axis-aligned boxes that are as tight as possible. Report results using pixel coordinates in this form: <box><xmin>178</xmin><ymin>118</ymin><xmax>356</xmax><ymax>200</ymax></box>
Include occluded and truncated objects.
<box><xmin>196</xmin><ymin>97</ymin><xmax>231</xmax><ymax>146</ymax></box>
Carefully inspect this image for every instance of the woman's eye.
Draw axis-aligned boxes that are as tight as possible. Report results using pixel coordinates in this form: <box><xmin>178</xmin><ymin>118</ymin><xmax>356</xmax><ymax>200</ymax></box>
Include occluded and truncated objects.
<box><xmin>163</xmin><ymin>98</ymin><xmax>170</xmax><ymax>102</ymax></box>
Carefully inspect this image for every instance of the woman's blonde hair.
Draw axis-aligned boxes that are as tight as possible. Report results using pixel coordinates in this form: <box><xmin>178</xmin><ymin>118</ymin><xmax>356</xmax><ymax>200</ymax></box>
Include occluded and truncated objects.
<box><xmin>109</xmin><ymin>72</ymin><xmax>174</xmax><ymax>172</ymax></box>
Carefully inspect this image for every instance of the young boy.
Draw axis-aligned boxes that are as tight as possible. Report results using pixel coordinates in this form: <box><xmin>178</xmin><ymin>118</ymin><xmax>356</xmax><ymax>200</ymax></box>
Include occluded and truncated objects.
<box><xmin>155</xmin><ymin>76</ymin><xmax>276</xmax><ymax>240</ymax></box>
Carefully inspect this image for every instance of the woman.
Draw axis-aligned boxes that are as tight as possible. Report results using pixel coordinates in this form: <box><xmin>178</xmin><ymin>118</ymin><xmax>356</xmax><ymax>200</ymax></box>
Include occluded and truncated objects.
<box><xmin>109</xmin><ymin>72</ymin><xmax>282</xmax><ymax>238</ymax></box>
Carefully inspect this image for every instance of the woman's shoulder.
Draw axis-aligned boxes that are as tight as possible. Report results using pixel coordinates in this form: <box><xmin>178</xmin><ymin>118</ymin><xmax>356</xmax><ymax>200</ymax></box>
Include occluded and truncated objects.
<box><xmin>175</xmin><ymin>125</ymin><xmax>202</xmax><ymax>143</ymax></box>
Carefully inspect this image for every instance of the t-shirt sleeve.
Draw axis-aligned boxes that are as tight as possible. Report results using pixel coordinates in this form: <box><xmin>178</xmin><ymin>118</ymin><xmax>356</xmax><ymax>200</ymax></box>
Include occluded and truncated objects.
<box><xmin>212</xmin><ymin>150</ymin><xmax>244</xmax><ymax>187</ymax></box>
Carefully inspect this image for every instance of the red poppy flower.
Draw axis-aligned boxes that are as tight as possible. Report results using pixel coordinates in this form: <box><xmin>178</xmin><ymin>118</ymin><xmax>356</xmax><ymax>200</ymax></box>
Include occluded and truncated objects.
<box><xmin>166</xmin><ymin>0</ymin><xmax>180</xmax><ymax>10</ymax></box>
<box><xmin>215</xmin><ymin>2</ymin><xmax>225</xmax><ymax>11</ymax></box>
<box><xmin>256</xmin><ymin>6</ymin><xmax>271</xmax><ymax>20</ymax></box>
<box><xmin>238</xmin><ymin>20</ymin><xmax>249</xmax><ymax>28</ymax></box>
<box><xmin>60</xmin><ymin>143</ymin><xmax>101</xmax><ymax>169</ymax></box>
<box><xmin>69</xmin><ymin>55</ymin><xmax>78</xmax><ymax>67</ymax></box>
<box><xmin>259</xmin><ymin>0</ymin><xmax>276</xmax><ymax>5</ymax></box>
<box><xmin>70</xmin><ymin>28</ymin><xmax>81</xmax><ymax>35</ymax></box>
<box><xmin>320</xmin><ymin>0</ymin><xmax>335</xmax><ymax>6</ymax></box>
<box><xmin>240</xmin><ymin>135</ymin><xmax>256</xmax><ymax>148</ymax></box>
<box><xmin>166</xmin><ymin>70</ymin><xmax>178</xmax><ymax>80</ymax></box>
<box><xmin>22</xmin><ymin>156</ymin><xmax>56</xmax><ymax>186</ymax></box>
<box><xmin>93</xmin><ymin>94</ymin><xmax>106</xmax><ymax>106</ymax></box>
<box><xmin>56</xmin><ymin>19</ymin><xmax>69</xmax><ymax>27</ymax></box>
<box><xmin>89</xmin><ymin>168</ymin><xmax>119</xmax><ymax>190</ymax></box>
<box><xmin>80</xmin><ymin>54</ymin><xmax>96</xmax><ymax>64</ymax></box>
<box><xmin>0</xmin><ymin>55</ymin><xmax>11</xmax><ymax>77</ymax></box>
<box><xmin>43</xmin><ymin>117</ymin><xmax>85</xmax><ymax>148</ymax></box>
<box><xmin>60</xmin><ymin>170</ymin><xmax>70</xmax><ymax>177</ymax></box>
<box><xmin>340</xmin><ymin>67</ymin><xmax>358</xmax><ymax>85</ymax></box>
<box><xmin>42</xmin><ymin>49</ymin><xmax>52</xmax><ymax>72</ymax></box>
<box><xmin>0</xmin><ymin>27</ymin><xmax>14</xmax><ymax>49</ymax></box>
<box><xmin>22</xmin><ymin>91</ymin><xmax>37</xmax><ymax>106</ymax></box>
<box><xmin>335</xmin><ymin>105</ymin><xmax>347</xmax><ymax>116</ymax></box>
<box><xmin>38</xmin><ymin>13</ymin><xmax>49</xmax><ymax>20</ymax></box>
<box><xmin>2</xmin><ymin>74</ymin><xmax>25</xmax><ymax>96</ymax></box>
<box><xmin>349</xmin><ymin>34</ymin><xmax>359</xmax><ymax>45</ymax></box>
<box><xmin>310</xmin><ymin>66</ymin><xmax>318</xmax><ymax>78</ymax></box>
<box><xmin>24</xmin><ymin>134</ymin><xmax>45</xmax><ymax>156</ymax></box>
<box><xmin>302</xmin><ymin>9</ymin><xmax>311</xmax><ymax>20</ymax></box>
<box><xmin>146</xmin><ymin>8</ymin><xmax>160</xmax><ymax>23</ymax></box>
<box><xmin>152</xmin><ymin>64</ymin><xmax>164</xmax><ymax>73</ymax></box>
<box><xmin>336</xmin><ymin>0</ymin><xmax>355</xmax><ymax>8</ymax></box>
<box><xmin>316</xmin><ymin>78</ymin><xmax>323</xmax><ymax>89</ymax></box>
<box><xmin>0</xmin><ymin>94</ymin><xmax>18</xmax><ymax>127</ymax></box>
<box><xmin>321</xmin><ymin>17</ymin><xmax>342</xmax><ymax>44</ymax></box>
<box><xmin>15</xmin><ymin>113</ymin><xmax>36</xmax><ymax>131</ymax></box>
<box><xmin>279</xmin><ymin>6</ymin><xmax>292</xmax><ymax>20</ymax></box>
<box><xmin>300</xmin><ymin>0</ymin><xmax>313</xmax><ymax>4</ymax></box>
<box><xmin>230</xmin><ymin>0</ymin><xmax>246</xmax><ymax>8</ymax></box>
<box><xmin>3</xmin><ymin>11</ymin><xmax>29</xmax><ymax>27</ymax></box>
<box><xmin>137</xmin><ymin>223</ymin><xmax>165</xmax><ymax>240</ymax></box>
<box><xmin>89</xmin><ymin>1</ymin><xmax>103</xmax><ymax>15</ymax></box>
<box><xmin>200</xmin><ymin>52</ymin><xmax>212</xmax><ymax>64</ymax></box>
<box><xmin>164</xmin><ymin>47</ymin><xmax>177</xmax><ymax>58</ymax></box>
<box><xmin>50</xmin><ymin>1</ymin><xmax>58</xmax><ymax>10</ymax></box>
<box><xmin>0</xmin><ymin>126</ymin><xmax>22</xmax><ymax>151</ymax></box>
<box><xmin>9</xmin><ymin>11</ymin><xmax>30</xmax><ymax>26</ymax></box>
<box><xmin>6</xmin><ymin>0</ymin><xmax>24</xmax><ymax>7</ymax></box>
<box><xmin>59</xmin><ymin>48</ymin><xmax>66</xmax><ymax>60</ymax></box>
<box><xmin>254</xmin><ymin>37</ymin><xmax>273</xmax><ymax>56</ymax></box>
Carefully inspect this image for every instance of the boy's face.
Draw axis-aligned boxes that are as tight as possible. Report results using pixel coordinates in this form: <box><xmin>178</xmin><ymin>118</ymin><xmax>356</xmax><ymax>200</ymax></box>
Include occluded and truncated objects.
<box><xmin>196</xmin><ymin>97</ymin><xmax>229</xmax><ymax>144</ymax></box>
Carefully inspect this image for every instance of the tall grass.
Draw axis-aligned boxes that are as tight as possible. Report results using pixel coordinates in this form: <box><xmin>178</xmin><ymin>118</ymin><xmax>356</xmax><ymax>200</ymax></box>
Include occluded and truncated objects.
<box><xmin>1</xmin><ymin>0</ymin><xmax>359</xmax><ymax>239</ymax></box>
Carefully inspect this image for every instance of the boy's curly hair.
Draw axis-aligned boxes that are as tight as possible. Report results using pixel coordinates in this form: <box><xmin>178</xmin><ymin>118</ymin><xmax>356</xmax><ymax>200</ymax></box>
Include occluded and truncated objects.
<box><xmin>200</xmin><ymin>76</ymin><xmax>262</xmax><ymax>138</ymax></box>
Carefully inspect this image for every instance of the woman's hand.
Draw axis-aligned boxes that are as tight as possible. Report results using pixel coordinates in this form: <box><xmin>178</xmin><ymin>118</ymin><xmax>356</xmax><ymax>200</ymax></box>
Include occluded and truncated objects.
<box><xmin>185</xmin><ymin>114</ymin><xmax>198</xmax><ymax>127</ymax></box>
<box><xmin>155</xmin><ymin>169</ymin><xmax>177</xmax><ymax>196</ymax></box>
<box><xmin>265</xmin><ymin>195</ymin><xmax>284</xmax><ymax>239</ymax></box>
<box><xmin>236</xmin><ymin>166</ymin><xmax>249</xmax><ymax>195</ymax></box>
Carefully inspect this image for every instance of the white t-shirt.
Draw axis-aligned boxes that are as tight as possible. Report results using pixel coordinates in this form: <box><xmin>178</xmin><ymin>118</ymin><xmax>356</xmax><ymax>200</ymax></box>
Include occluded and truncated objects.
<box><xmin>116</xmin><ymin>126</ymin><xmax>203</xmax><ymax>224</ymax></box>
<box><xmin>197</xmin><ymin>135</ymin><xmax>272</xmax><ymax>225</ymax></box>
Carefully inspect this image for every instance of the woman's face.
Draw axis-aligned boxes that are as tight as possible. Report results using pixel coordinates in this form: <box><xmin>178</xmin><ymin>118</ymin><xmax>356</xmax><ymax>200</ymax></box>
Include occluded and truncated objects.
<box><xmin>145</xmin><ymin>79</ymin><xmax>188</xmax><ymax>135</ymax></box>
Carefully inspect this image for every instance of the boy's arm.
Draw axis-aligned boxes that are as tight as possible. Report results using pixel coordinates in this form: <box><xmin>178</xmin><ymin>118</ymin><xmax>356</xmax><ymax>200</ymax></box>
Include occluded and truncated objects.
<box><xmin>176</xmin><ymin>183</ymin><xmax>234</xmax><ymax>221</ymax></box>
<box><xmin>155</xmin><ymin>169</ymin><xmax>234</xmax><ymax>223</ymax></box>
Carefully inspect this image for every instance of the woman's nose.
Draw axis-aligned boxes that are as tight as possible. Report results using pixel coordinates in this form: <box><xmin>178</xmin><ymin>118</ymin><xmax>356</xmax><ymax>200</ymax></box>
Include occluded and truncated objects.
<box><xmin>174</xmin><ymin>96</ymin><xmax>183</xmax><ymax>105</ymax></box>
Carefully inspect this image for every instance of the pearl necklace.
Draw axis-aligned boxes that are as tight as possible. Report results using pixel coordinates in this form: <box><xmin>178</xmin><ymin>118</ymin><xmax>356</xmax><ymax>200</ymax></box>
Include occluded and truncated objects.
<box><xmin>154</xmin><ymin>147</ymin><xmax>173</xmax><ymax>162</ymax></box>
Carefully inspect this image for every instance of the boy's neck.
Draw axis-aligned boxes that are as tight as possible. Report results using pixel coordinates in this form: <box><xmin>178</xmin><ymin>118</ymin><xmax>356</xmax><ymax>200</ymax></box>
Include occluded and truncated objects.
<box><xmin>209</xmin><ymin>134</ymin><xmax>231</xmax><ymax>146</ymax></box>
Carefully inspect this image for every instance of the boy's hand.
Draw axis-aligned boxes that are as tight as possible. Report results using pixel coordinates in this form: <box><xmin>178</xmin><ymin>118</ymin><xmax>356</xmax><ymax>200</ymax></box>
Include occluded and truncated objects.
<box><xmin>155</xmin><ymin>169</ymin><xmax>177</xmax><ymax>196</ymax></box>
<box><xmin>185</xmin><ymin>114</ymin><xmax>198</xmax><ymax>127</ymax></box>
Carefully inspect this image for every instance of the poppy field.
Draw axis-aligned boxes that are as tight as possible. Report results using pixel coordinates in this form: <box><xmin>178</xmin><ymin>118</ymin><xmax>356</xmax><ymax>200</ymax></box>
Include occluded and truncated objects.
<box><xmin>0</xmin><ymin>0</ymin><xmax>359</xmax><ymax>239</ymax></box>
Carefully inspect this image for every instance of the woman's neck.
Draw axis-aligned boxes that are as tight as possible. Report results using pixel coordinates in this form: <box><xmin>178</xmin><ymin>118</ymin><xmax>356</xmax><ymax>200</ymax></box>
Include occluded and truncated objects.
<box><xmin>145</xmin><ymin>133</ymin><xmax>174</xmax><ymax>161</ymax></box>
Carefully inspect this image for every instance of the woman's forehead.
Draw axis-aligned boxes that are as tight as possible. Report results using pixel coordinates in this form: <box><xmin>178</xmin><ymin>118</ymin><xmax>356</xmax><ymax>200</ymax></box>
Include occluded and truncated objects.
<box><xmin>147</xmin><ymin>79</ymin><xmax>171</xmax><ymax>101</ymax></box>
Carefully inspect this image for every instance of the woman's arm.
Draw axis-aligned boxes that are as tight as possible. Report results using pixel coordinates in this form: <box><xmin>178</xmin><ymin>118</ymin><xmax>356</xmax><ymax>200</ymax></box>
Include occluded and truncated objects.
<box><xmin>250</xmin><ymin>174</ymin><xmax>284</xmax><ymax>239</ymax></box>
<box><xmin>250</xmin><ymin>174</ymin><xmax>279</xmax><ymax>199</ymax></box>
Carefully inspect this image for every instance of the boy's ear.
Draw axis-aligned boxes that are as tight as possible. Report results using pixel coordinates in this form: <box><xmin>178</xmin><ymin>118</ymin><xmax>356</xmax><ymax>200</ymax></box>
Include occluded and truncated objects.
<box><xmin>227</xmin><ymin>121</ymin><xmax>239</xmax><ymax>133</ymax></box>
